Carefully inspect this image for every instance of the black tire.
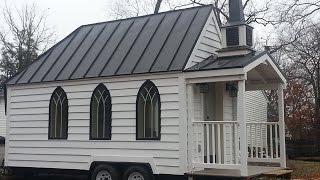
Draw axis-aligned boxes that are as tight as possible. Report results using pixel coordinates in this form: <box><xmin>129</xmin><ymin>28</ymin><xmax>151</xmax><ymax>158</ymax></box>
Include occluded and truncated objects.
<box><xmin>91</xmin><ymin>164</ymin><xmax>120</xmax><ymax>180</ymax></box>
<box><xmin>122</xmin><ymin>166</ymin><xmax>153</xmax><ymax>180</ymax></box>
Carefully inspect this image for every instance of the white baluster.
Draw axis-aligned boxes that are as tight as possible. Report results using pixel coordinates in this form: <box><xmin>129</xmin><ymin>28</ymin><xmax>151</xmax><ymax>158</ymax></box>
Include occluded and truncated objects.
<box><xmin>217</xmin><ymin>124</ymin><xmax>221</xmax><ymax>164</ymax></box>
<box><xmin>265</xmin><ymin>124</ymin><xmax>268</xmax><ymax>158</ymax></box>
<box><xmin>250</xmin><ymin>125</ymin><xmax>253</xmax><ymax>158</ymax></box>
<box><xmin>212</xmin><ymin>123</ymin><xmax>216</xmax><ymax>164</ymax></box>
<box><xmin>260</xmin><ymin>123</ymin><xmax>263</xmax><ymax>158</ymax></box>
<box><xmin>255</xmin><ymin>124</ymin><xmax>258</xmax><ymax>158</ymax></box>
<box><xmin>230</xmin><ymin>123</ymin><xmax>234</xmax><ymax>164</ymax></box>
<box><xmin>202</xmin><ymin>124</ymin><xmax>205</xmax><ymax>163</ymax></box>
<box><xmin>270</xmin><ymin>124</ymin><xmax>274</xmax><ymax>158</ymax></box>
<box><xmin>275</xmin><ymin>124</ymin><xmax>279</xmax><ymax>158</ymax></box>
<box><xmin>206</xmin><ymin>124</ymin><xmax>210</xmax><ymax>163</ymax></box>
<box><xmin>235</xmin><ymin>124</ymin><xmax>239</xmax><ymax>164</ymax></box>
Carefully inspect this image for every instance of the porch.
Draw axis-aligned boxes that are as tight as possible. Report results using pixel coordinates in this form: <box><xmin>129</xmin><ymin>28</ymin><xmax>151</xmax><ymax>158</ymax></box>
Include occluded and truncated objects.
<box><xmin>184</xmin><ymin>52</ymin><xmax>288</xmax><ymax>177</ymax></box>
<box><xmin>186</xmin><ymin>166</ymin><xmax>292</xmax><ymax>179</ymax></box>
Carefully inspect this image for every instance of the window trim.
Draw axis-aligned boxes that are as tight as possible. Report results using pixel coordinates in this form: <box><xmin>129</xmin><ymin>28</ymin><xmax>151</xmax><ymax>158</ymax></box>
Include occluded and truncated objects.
<box><xmin>89</xmin><ymin>83</ymin><xmax>112</xmax><ymax>140</ymax></box>
<box><xmin>136</xmin><ymin>80</ymin><xmax>161</xmax><ymax>141</ymax></box>
<box><xmin>48</xmin><ymin>86</ymin><xmax>69</xmax><ymax>140</ymax></box>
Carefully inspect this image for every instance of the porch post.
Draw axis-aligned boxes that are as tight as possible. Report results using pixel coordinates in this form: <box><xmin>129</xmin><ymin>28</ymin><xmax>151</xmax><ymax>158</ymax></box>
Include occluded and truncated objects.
<box><xmin>237</xmin><ymin>80</ymin><xmax>248</xmax><ymax>175</ymax></box>
<box><xmin>278</xmin><ymin>83</ymin><xmax>287</xmax><ymax>167</ymax></box>
<box><xmin>186</xmin><ymin>84</ymin><xmax>195</xmax><ymax>171</ymax></box>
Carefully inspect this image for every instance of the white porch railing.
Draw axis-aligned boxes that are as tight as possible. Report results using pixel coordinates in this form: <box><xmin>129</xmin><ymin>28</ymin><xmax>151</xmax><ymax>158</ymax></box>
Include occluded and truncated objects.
<box><xmin>192</xmin><ymin>121</ymin><xmax>240</xmax><ymax>169</ymax></box>
<box><xmin>192</xmin><ymin>121</ymin><xmax>283</xmax><ymax>169</ymax></box>
<box><xmin>246</xmin><ymin>122</ymin><xmax>281</xmax><ymax>163</ymax></box>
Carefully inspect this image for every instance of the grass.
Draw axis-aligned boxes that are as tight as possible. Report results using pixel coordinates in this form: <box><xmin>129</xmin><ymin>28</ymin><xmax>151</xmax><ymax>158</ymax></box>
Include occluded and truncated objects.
<box><xmin>288</xmin><ymin>160</ymin><xmax>320</xmax><ymax>179</ymax></box>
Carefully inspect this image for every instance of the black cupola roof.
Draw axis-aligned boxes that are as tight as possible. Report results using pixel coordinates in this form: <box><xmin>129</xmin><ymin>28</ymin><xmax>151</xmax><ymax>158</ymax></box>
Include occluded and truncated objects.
<box><xmin>228</xmin><ymin>0</ymin><xmax>245</xmax><ymax>25</ymax></box>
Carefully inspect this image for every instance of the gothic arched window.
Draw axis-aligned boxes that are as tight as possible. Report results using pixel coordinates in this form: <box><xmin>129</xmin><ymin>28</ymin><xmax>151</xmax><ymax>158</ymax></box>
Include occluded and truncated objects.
<box><xmin>49</xmin><ymin>86</ymin><xmax>68</xmax><ymax>139</ymax></box>
<box><xmin>90</xmin><ymin>83</ymin><xmax>112</xmax><ymax>140</ymax></box>
<box><xmin>136</xmin><ymin>80</ymin><xmax>161</xmax><ymax>140</ymax></box>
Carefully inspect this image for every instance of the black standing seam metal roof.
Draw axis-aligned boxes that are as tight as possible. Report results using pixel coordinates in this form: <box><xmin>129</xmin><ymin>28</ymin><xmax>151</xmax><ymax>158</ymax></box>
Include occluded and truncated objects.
<box><xmin>185</xmin><ymin>50</ymin><xmax>287</xmax><ymax>80</ymax></box>
<box><xmin>185</xmin><ymin>51</ymin><xmax>267</xmax><ymax>71</ymax></box>
<box><xmin>8</xmin><ymin>5</ymin><xmax>214</xmax><ymax>85</ymax></box>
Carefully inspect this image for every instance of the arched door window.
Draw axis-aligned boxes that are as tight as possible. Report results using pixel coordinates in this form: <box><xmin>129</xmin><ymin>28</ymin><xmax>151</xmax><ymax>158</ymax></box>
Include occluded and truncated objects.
<box><xmin>90</xmin><ymin>83</ymin><xmax>112</xmax><ymax>140</ymax></box>
<box><xmin>49</xmin><ymin>86</ymin><xmax>68</xmax><ymax>139</ymax></box>
<box><xmin>136</xmin><ymin>80</ymin><xmax>161</xmax><ymax>140</ymax></box>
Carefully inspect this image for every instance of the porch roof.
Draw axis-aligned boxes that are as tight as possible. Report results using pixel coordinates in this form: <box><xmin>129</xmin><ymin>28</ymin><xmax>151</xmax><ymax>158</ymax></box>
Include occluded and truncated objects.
<box><xmin>185</xmin><ymin>50</ymin><xmax>287</xmax><ymax>89</ymax></box>
<box><xmin>185</xmin><ymin>51</ymin><xmax>267</xmax><ymax>72</ymax></box>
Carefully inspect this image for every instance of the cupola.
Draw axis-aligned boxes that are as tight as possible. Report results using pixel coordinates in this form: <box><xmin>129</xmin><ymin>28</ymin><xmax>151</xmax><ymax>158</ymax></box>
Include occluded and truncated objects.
<box><xmin>219</xmin><ymin>0</ymin><xmax>254</xmax><ymax>57</ymax></box>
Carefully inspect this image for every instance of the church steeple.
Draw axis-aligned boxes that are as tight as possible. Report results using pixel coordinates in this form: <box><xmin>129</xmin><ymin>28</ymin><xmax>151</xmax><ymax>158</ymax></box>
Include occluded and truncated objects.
<box><xmin>219</xmin><ymin>0</ymin><xmax>254</xmax><ymax>57</ymax></box>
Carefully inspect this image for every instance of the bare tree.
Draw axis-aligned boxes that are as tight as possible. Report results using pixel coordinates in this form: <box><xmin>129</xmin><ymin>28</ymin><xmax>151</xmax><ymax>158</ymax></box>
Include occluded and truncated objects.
<box><xmin>189</xmin><ymin>0</ymin><xmax>275</xmax><ymax>26</ymax></box>
<box><xmin>0</xmin><ymin>2</ymin><xmax>54</xmax><ymax>85</ymax></box>
<box><xmin>108</xmin><ymin>0</ymin><xmax>178</xmax><ymax>19</ymax></box>
<box><xmin>283</xmin><ymin>24</ymin><xmax>320</xmax><ymax>122</ymax></box>
<box><xmin>273</xmin><ymin>1</ymin><xmax>320</xmax><ymax>26</ymax></box>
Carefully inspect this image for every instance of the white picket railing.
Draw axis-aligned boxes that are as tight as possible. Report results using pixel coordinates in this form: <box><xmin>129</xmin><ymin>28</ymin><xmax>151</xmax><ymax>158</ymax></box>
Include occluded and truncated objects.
<box><xmin>246</xmin><ymin>122</ymin><xmax>281</xmax><ymax>163</ymax></box>
<box><xmin>192</xmin><ymin>121</ymin><xmax>282</xmax><ymax>169</ymax></box>
<box><xmin>192</xmin><ymin>121</ymin><xmax>240</xmax><ymax>168</ymax></box>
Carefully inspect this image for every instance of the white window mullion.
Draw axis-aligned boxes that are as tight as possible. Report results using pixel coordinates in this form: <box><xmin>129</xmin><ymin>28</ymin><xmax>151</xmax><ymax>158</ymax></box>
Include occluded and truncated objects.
<box><xmin>54</xmin><ymin>100</ymin><xmax>58</xmax><ymax>138</ymax></box>
<box><xmin>60</xmin><ymin>98</ymin><xmax>64</xmax><ymax>138</ymax></box>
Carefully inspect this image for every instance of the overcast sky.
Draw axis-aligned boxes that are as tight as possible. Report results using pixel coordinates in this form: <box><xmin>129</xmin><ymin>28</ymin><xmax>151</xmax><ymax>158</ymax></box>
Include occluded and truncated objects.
<box><xmin>0</xmin><ymin>0</ymin><xmax>115</xmax><ymax>41</ymax></box>
<box><xmin>0</xmin><ymin>0</ymin><xmax>271</xmax><ymax>46</ymax></box>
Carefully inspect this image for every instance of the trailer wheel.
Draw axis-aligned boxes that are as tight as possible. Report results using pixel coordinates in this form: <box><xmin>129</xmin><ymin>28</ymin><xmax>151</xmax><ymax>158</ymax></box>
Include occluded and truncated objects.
<box><xmin>122</xmin><ymin>166</ymin><xmax>153</xmax><ymax>180</ymax></box>
<box><xmin>91</xmin><ymin>164</ymin><xmax>119</xmax><ymax>180</ymax></box>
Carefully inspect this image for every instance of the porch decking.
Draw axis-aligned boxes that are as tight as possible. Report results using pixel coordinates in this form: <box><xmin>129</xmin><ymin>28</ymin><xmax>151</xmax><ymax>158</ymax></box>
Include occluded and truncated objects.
<box><xmin>186</xmin><ymin>166</ymin><xmax>292</xmax><ymax>179</ymax></box>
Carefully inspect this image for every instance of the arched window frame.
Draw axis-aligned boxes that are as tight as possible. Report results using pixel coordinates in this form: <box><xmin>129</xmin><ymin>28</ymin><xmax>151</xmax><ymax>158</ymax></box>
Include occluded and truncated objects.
<box><xmin>90</xmin><ymin>83</ymin><xmax>112</xmax><ymax>140</ymax></box>
<box><xmin>136</xmin><ymin>80</ymin><xmax>161</xmax><ymax>140</ymax></box>
<box><xmin>48</xmin><ymin>86</ymin><xmax>68</xmax><ymax>139</ymax></box>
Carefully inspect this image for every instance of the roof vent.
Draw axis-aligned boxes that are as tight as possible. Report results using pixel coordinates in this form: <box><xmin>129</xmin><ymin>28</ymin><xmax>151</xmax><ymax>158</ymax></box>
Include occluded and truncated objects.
<box><xmin>219</xmin><ymin>0</ymin><xmax>254</xmax><ymax>57</ymax></box>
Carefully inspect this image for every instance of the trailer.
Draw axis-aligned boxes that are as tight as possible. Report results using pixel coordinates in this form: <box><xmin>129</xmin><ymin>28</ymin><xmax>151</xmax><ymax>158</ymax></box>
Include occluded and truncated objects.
<box><xmin>4</xmin><ymin>1</ymin><xmax>289</xmax><ymax>179</ymax></box>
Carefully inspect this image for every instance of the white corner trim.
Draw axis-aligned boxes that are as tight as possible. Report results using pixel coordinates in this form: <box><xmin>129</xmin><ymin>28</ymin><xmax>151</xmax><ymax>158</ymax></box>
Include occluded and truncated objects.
<box><xmin>266</xmin><ymin>58</ymin><xmax>287</xmax><ymax>85</ymax></box>
<box><xmin>89</xmin><ymin>155</ymin><xmax>158</xmax><ymax>174</ymax></box>
<box><xmin>4</xmin><ymin>87</ymin><xmax>10</xmax><ymax>166</ymax></box>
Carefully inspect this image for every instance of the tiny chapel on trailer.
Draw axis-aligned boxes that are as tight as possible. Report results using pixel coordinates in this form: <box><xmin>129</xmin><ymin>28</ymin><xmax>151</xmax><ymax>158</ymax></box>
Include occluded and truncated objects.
<box><xmin>4</xmin><ymin>0</ymin><xmax>290</xmax><ymax>179</ymax></box>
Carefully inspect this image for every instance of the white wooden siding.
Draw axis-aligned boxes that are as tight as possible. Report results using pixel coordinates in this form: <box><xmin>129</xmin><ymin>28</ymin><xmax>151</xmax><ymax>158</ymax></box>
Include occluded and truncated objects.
<box><xmin>184</xmin><ymin>10</ymin><xmax>222</xmax><ymax>69</ymax></box>
<box><xmin>0</xmin><ymin>97</ymin><xmax>6</xmax><ymax>137</ymax></box>
<box><xmin>222</xmin><ymin>90</ymin><xmax>268</xmax><ymax>123</ymax></box>
<box><xmin>245</xmin><ymin>91</ymin><xmax>268</xmax><ymax>148</ymax></box>
<box><xmin>6</xmin><ymin>74</ymin><xmax>183</xmax><ymax>175</ymax></box>
<box><xmin>245</xmin><ymin>91</ymin><xmax>268</xmax><ymax>123</ymax></box>
<box><xmin>223</xmin><ymin>89</ymin><xmax>268</xmax><ymax>162</ymax></box>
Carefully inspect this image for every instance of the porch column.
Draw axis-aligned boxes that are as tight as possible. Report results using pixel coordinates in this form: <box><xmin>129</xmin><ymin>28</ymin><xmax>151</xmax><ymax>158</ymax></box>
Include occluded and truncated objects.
<box><xmin>237</xmin><ymin>80</ymin><xmax>247</xmax><ymax>175</ymax></box>
<box><xmin>186</xmin><ymin>84</ymin><xmax>195</xmax><ymax>171</ymax></box>
<box><xmin>278</xmin><ymin>84</ymin><xmax>287</xmax><ymax>167</ymax></box>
